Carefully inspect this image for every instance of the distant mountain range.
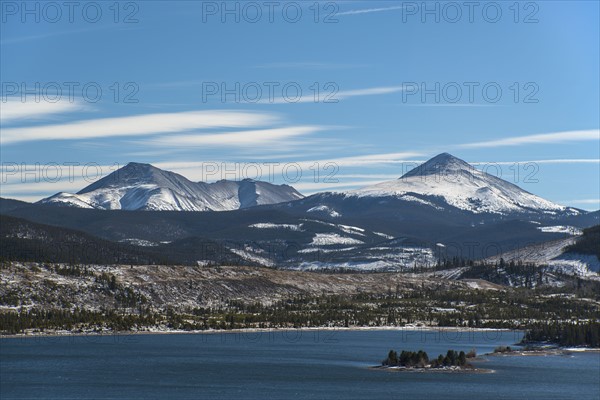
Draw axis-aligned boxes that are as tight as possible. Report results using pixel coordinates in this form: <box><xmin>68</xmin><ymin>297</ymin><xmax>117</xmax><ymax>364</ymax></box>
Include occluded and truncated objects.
<box><xmin>37</xmin><ymin>153</ymin><xmax>582</xmax><ymax>217</ymax></box>
<box><xmin>2</xmin><ymin>153</ymin><xmax>598</xmax><ymax>272</ymax></box>
<box><xmin>39</xmin><ymin>162</ymin><xmax>303</xmax><ymax>211</ymax></box>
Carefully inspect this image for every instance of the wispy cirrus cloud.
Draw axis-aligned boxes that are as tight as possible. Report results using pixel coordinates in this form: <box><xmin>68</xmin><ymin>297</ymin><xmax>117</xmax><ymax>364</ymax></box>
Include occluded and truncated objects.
<box><xmin>154</xmin><ymin>154</ymin><xmax>422</xmax><ymax>194</ymax></box>
<box><xmin>264</xmin><ymin>85</ymin><xmax>407</xmax><ymax>104</ymax></box>
<box><xmin>291</xmin><ymin>180</ymin><xmax>386</xmax><ymax>192</ymax></box>
<box><xmin>471</xmin><ymin>159</ymin><xmax>600</xmax><ymax>165</ymax></box>
<box><xmin>562</xmin><ymin>199</ymin><xmax>599</xmax><ymax>207</ymax></box>
<box><xmin>325</xmin><ymin>152</ymin><xmax>422</xmax><ymax>167</ymax></box>
<box><xmin>459</xmin><ymin>129</ymin><xmax>600</xmax><ymax>149</ymax></box>
<box><xmin>0</xmin><ymin>179</ymin><xmax>89</xmax><ymax>194</ymax></box>
<box><xmin>142</xmin><ymin>126</ymin><xmax>326</xmax><ymax>148</ymax></box>
<box><xmin>1</xmin><ymin>110</ymin><xmax>279</xmax><ymax>145</ymax></box>
<box><xmin>564</xmin><ymin>199</ymin><xmax>600</xmax><ymax>204</ymax></box>
<box><xmin>337</xmin><ymin>5</ymin><xmax>406</xmax><ymax>16</ymax></box>
<box><xmin>0</xmin><ymin>163</ymin><xmax>120</xmax><ymax>202</ymax></box>
<box><xmin>0</xmin><ymin>98</ymin><xmax>88</xmax><ymax>123</ymax></box>
<box><xmin>154</xmin><ymin>152</ymin><xmax>423</xmax><ymax>181</ymax></box>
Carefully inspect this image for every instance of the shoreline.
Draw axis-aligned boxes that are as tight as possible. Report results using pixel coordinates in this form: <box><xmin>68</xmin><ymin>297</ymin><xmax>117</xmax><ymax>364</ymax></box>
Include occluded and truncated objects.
<box><xmin>4</xmin><ymin>326</ymin><xmax>598</xmax><ymax>353</ymax></box>
<box><xmin>371</xmin><ymin>365</ymin><xmax>495</xmax><ymax>374</ymax></box>
<box><xmin>1</xmin><ymin>325</ymin><xmax>517</xmax><ymax>339</ymax></box>
<box><xmin>487</xmin><ymin>347</ymin><xmax>600</xmax><ymax>356</ymax></box>
<box><xmin>369</xmin><ymin>344</ymin><xmax>600</xmax><ymax>374</ymax></box>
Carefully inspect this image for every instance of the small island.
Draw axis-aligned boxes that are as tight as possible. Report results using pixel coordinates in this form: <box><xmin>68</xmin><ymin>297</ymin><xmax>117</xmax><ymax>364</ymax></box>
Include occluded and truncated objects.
<box><xmin>375</xmin><ymin>348</ymin><xmax>483</xmax><ymax>372</ymax></box>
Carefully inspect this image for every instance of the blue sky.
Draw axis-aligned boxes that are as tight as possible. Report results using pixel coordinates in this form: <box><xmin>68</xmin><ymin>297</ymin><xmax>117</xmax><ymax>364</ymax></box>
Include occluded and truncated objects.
<box><xmin>1</xmin><ymin>1</ymin><xmax>599</xmax><ymax>209</ymax></box>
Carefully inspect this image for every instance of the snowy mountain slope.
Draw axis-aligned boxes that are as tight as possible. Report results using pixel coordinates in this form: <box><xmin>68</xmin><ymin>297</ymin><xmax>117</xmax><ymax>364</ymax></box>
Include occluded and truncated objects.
<box><xmin>349</xmin><ymin>153</ymin><xmax>579</xmax><ymax>216</ymax></box>
<box><xmin>258</xmin><ymin>153</ymin><xmax>589</xmax><ymax>255</ymax></box>
<box><xmin>486</xmin><ymin>237</ymin><xmax>577</xmax><ymax>265</ymax></box>
<box><xmin>3</xmin><ymin>194</ymin><xmax>597</xmax><ymax>272</ymax></box>
<box><xmin>486</xmin><ymin>236</ymin><xmax>600</xmax><ymax>276</ymax></box>
<box><xmin>39</xmin><ymin>162</ymin><xmax>303</xmax><ymax>211</ymax></box>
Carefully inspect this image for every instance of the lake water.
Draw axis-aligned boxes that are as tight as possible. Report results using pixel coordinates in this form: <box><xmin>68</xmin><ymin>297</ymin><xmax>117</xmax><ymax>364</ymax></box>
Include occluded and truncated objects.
<box><xmin>1</xmin><ymin>329</ymin><xmax>599</xmax><ymax>399</ymax></box>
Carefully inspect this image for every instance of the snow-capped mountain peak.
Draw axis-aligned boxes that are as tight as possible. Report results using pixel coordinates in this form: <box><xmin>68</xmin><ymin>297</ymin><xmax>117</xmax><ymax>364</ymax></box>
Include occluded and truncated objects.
<box><xmin>350</xmin><ymin>153</ymin><xmax>580</xmax><ymax>216</ymax></box>
<box><xmin>39</xmin><ymin>162</ymin><xmax>303</xmax><ymax>211</ymax></box>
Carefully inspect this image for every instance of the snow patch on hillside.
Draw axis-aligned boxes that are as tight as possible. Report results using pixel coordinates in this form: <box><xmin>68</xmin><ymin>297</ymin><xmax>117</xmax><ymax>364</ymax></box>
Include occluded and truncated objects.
<box><xmin>229</xmin><ymin>248</ymin><xmax>274</xmax><ymax>267</ymax></box>
<box><xmin>307</xmin><ymin>205</ymin><xmax>341</xmax><ymax>218</ymax></box>
<box><xmin>298</xmin><ymin>246</ymin><xmax>357</xmax><ymax>254</ymax></box>
<box><xmin>537</xmin><ymin>225</ymin><xmax>582</xmax><ymax>235</ymax></box>
<box><xmin>249</xmin><ymin>223</ymin><xmax>303</xmax><ymax>231</ymax></box>
<box><xmin>399</xmin><ymin>194</ymin><xmax>444</xmax><ymax>210</ymax></box>
<box><xmin>550</xmin><ymin>253</ymin><xmax>600</xmax><ymax>274</ymax></box>
<box><xmin>486</xmin><ymin>237</ymin><xmax>600</xmax><ymax>278</ymax></box>
<box><xmin>119</xmin><ymin>238</ymin><xmax>159</xmax><ymax>247</ymax></box>
<box><xmin>310</xmin><ymin>233</ymin><xmax>364</xmax><ymax>246</ymax></box>
<box><xmin>338</xmin><ymin>224</ymin><xmax>366</xmax><ymax>236</ymax></box>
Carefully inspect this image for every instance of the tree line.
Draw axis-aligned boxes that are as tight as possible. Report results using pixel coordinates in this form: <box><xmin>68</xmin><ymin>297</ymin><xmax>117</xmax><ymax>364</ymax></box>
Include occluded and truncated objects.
<box><xmin>522</xmin><ymin>321</ymin><xmax>600</xmax><ymax>347</ymax></box>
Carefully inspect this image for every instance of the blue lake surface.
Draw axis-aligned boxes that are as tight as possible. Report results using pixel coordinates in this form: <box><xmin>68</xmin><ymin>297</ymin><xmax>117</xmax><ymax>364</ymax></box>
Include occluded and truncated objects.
<box><xmin>1</xmin><ymin>329</ymin><xmax>599</xmax><ymax>399</ymax></box>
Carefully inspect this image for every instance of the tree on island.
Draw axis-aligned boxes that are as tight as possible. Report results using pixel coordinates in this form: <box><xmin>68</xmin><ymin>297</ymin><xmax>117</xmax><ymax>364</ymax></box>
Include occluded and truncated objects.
<box><xmin>458</xmin><ymin>351</ymin><xmax>466</xmax><ymax>365</ymax></box>
<box><xmin>494</xmin><ymin>346</ymin><xmax>512</xmax><ymax>354</ymax></box>
<box><xmin>431</xmin><ymin>350</ymin><xmax>468</xmax><ymax>368</ymax></box>
<box><xmin>383</xmin><ymin>350</ymin><xmax>429</xmax><ymax>367</ymax></box>
<box><xmin>386</xmin><ymin>350</ymin><xmax>398</xmax><ymax>365</ymax></box>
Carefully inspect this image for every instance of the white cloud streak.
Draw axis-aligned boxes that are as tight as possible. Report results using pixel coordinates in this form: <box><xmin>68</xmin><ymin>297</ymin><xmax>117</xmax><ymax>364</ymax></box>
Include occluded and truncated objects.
<box><xmin>292</xmin><ymin>180</ymin><xmax>385</xmax><ymax>192</ymax></box>
<box><xmin>337</xmin><ymin>5</ymin><xmax>406</xmax><ymax>16</ymax></box>
<box><xmin>471</xmin><ymin>159</ymin><xmax>600</xmax><ymax>165</ymax></box>
<box><xmin>142</xmin><ymin>126</ymin><xmax>325</xmax><ymax>148</ymax></box>
<box><xmin>1</xmin><ymin>163</ymin><xmax>119</xmax><ymax>185</ymax></box>
<box><xmin>1</xmin><ymin>110</ymin><xmax>279</xmax><ymax>145</ymax></box>
<box><xmin>155</xmin><ymin>152</ymin><xmax>422</xmax><ymax>174</ymax></box>
<box><xmin>0</xmin><ymin>164</ymin><xmax>119</xmax><ymax>201</ymax></box>
<box><xmin>564</xmin><ymin>199</ymin><xmax>600</xmax><ymax>204</ymax></box>
<box><xmin>263</xmin><ymin>85</ymin><xmax>406</xmax><ymax>104</ymax></box>
<box><xmin>0</xmin><ymin>98</ymin><xmax>87</xmax><ymax>123</ymax></box>
<box><xmin>459</xmin><ymin>130</ymin><xmax>600</xmax><ymax>149</ymax></box>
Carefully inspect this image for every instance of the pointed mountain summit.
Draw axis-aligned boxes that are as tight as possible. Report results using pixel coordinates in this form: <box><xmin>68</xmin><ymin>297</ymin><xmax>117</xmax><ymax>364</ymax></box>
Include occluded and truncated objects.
<box><xmin>78</xmin><ymin>162</ymin><xmax>202</xmax><ymax>196</ymax></box>
<box><xmin>80</xmin><ymin>162</ymin><xmax>162</xmax><ymax>191</ymax></box>
<box><xmin>39</xmin><ymin>162</ymin><xmax>303</xmax><ymax>211</ymax></box>
<box><xmin>351</xmin><ymin>153</ymin><xmax>580</xmax><ymax>215</ymax></box>
<box><xmin>401</xmin><ymin>152</ymin><xmax>474</xmax><ymax>179</ymax></box>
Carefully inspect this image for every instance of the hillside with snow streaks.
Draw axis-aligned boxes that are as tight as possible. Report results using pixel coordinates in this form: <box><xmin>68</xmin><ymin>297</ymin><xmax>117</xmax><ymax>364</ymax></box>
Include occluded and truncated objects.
<box><xmin>310</xmin><ymin>233</ymin><xmax>364</xmax><ymax>246</ymax></box>
<box><xmin>486</xmin><ymin>236</ymin><xmax>600</xmax><ymax>276</ymax></box>
<box><xmin>537</xmin><ymin>225</ymin><xmax>582</xmax><ymax>235</ymax></box>
<box><xmin>249</xmin><ymin>223</ymin><xmax>303</xmax><ymax>231</ymax></box>
<box><xmin>307</xmin><ymin>205</ymin><xmax>341</xmax><ymax>218</ymax></box>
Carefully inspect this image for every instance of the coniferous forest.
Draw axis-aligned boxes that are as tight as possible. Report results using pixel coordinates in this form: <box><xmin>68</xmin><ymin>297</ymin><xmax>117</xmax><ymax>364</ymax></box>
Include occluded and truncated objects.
<box><xmin>522</xmin><ymin>322</ymin><xmax>600</xmax><ymax>347</ymax></box>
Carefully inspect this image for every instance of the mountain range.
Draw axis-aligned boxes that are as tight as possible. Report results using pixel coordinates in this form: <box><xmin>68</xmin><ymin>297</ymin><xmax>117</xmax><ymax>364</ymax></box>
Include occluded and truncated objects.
<box><xmin>37</xmin><ymin>153</ymin><xmax>582</xmax><ymax>217</ymax></box>
<box><xmin>2</xmin><ymin>153</ymin><xmax>598</xmax><ymax>273</ymax></box>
